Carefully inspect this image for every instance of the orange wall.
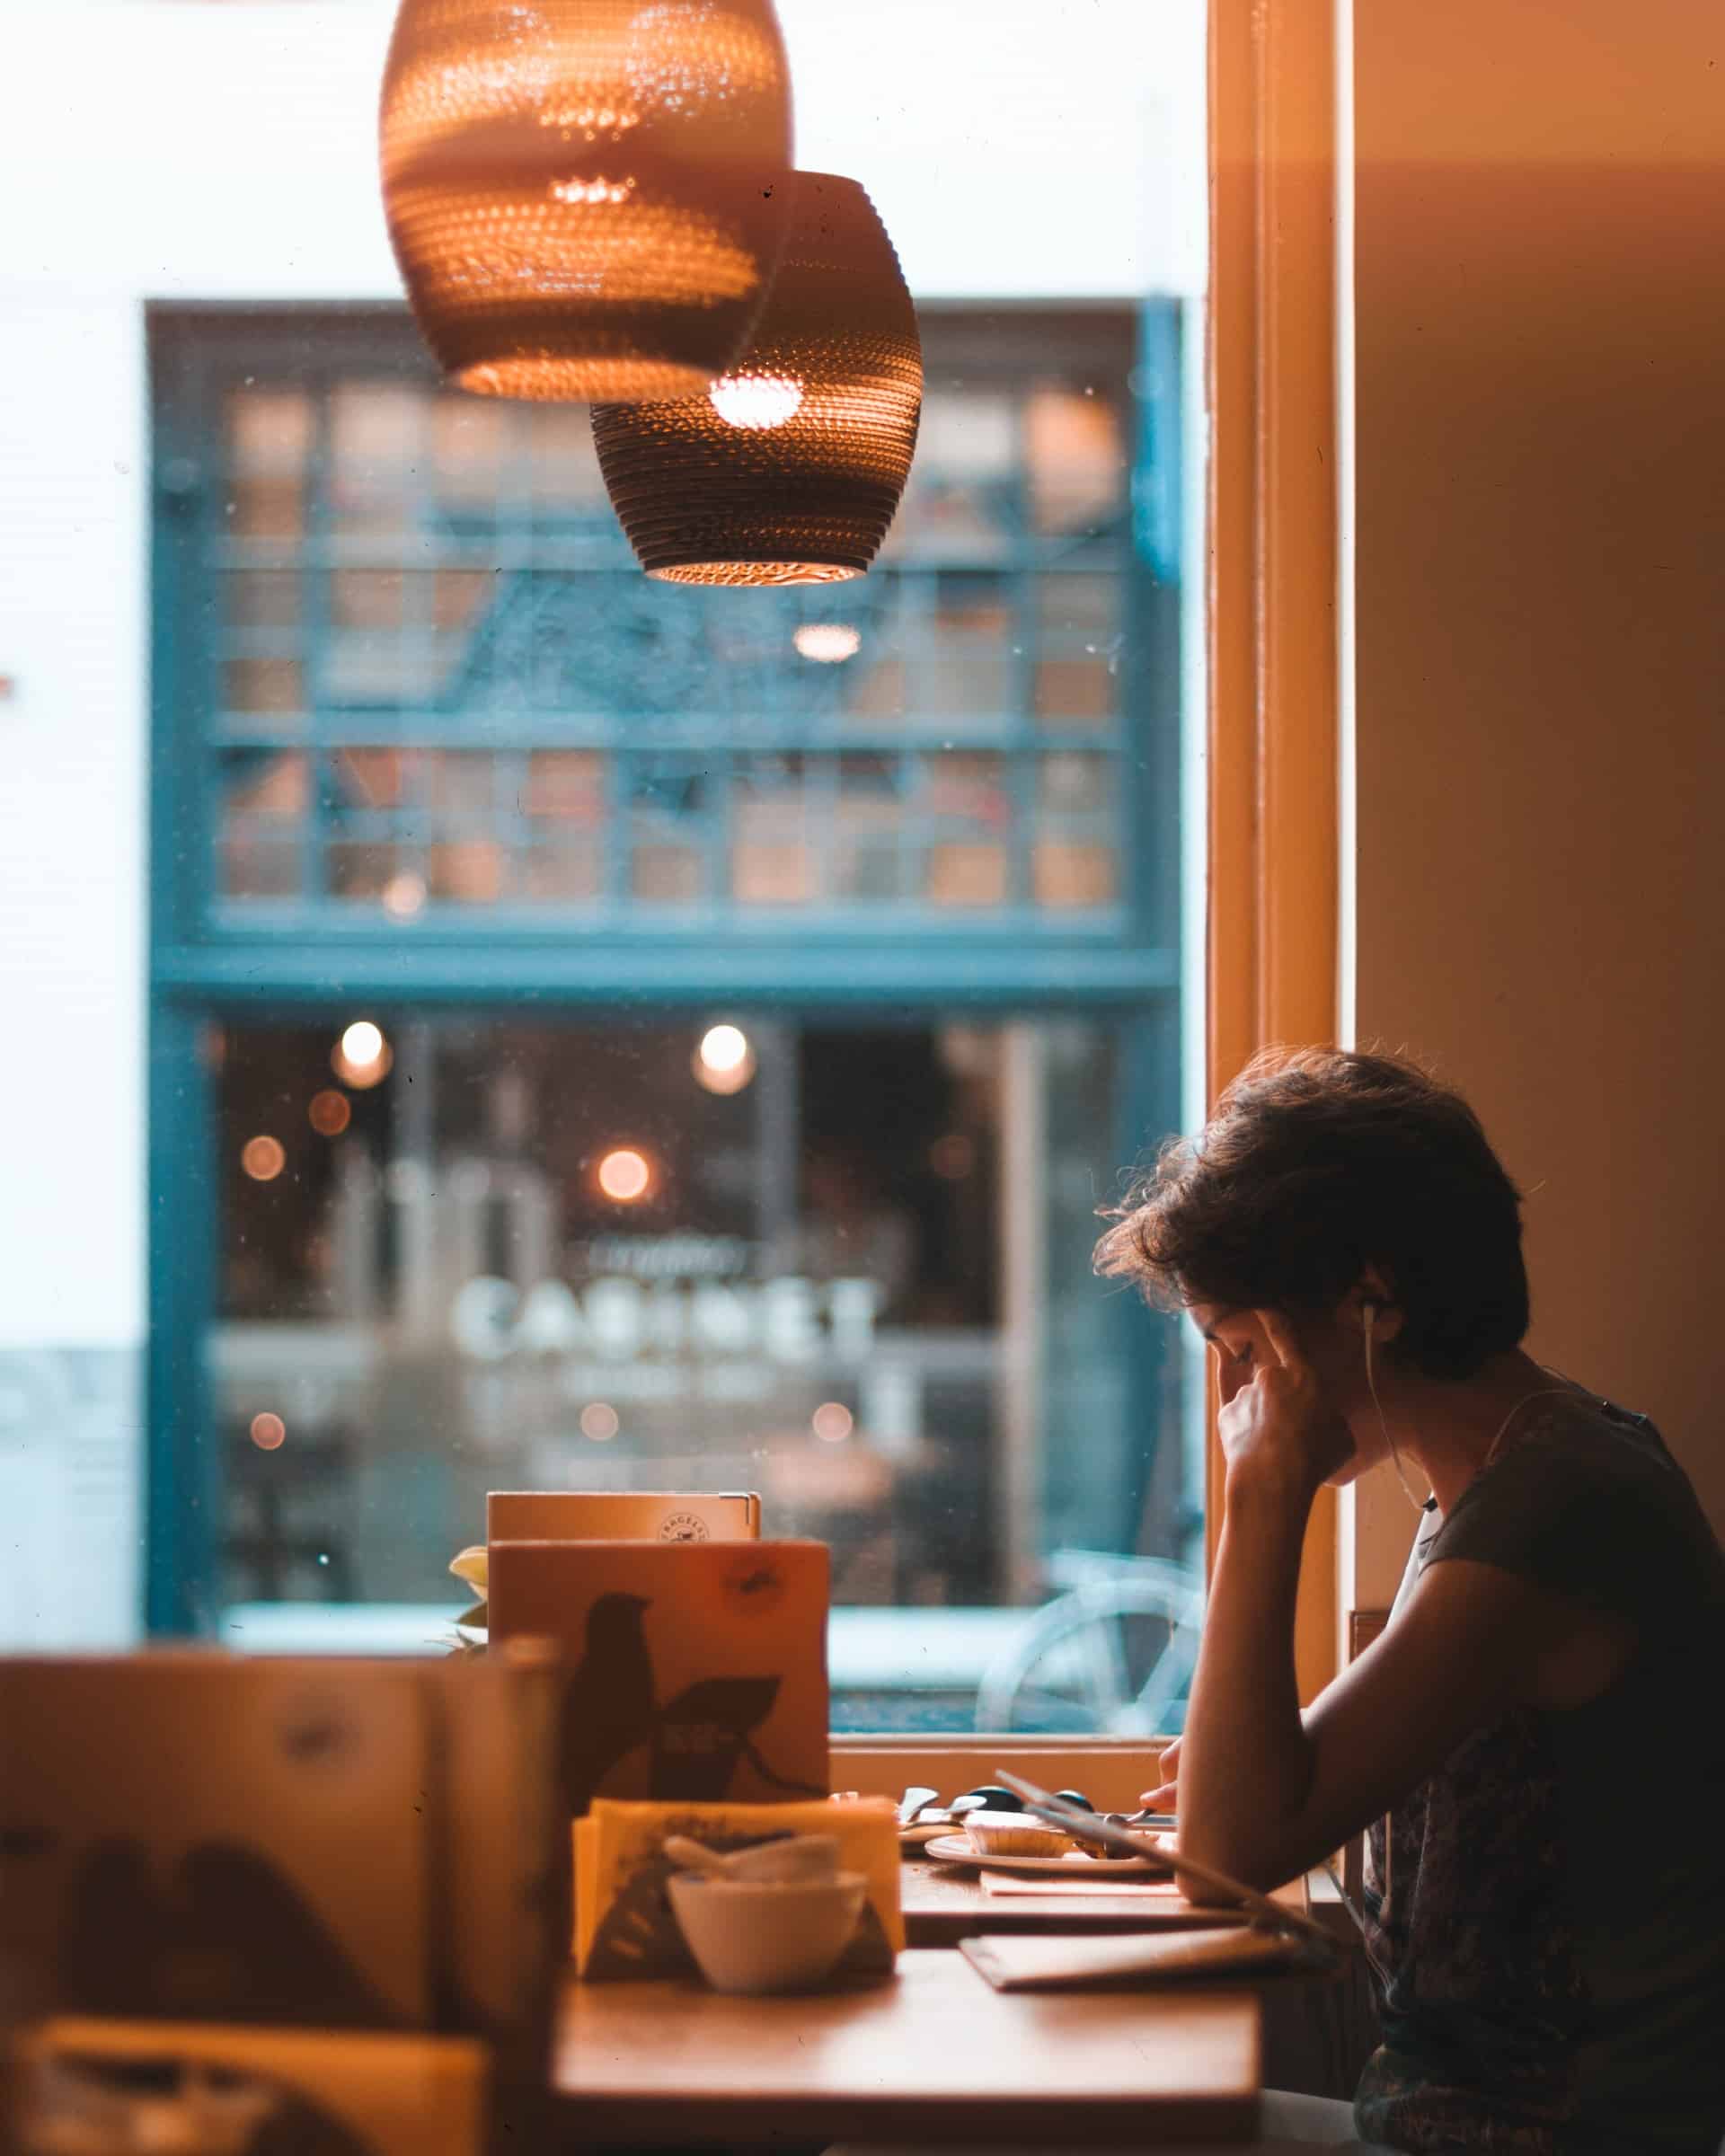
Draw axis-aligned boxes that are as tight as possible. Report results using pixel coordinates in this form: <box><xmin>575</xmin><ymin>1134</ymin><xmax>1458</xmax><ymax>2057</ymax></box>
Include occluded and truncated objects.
<box><xmin>1354</xmin><ymin>2</ymin><xmax>1725</xmax><ymax>1534</ymax></box>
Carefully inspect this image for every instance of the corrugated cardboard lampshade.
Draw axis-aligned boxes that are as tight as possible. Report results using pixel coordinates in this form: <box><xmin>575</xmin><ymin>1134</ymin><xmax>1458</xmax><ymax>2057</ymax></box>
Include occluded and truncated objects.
<box><xmin>591</xmin><ymin>172</ymin><xmax>922</xmax><ymax>583</ymax></box>
<box><xmin>379</xmin><ymin>0</ymin><xmax>794</xmax><ymax>402</ymax></box>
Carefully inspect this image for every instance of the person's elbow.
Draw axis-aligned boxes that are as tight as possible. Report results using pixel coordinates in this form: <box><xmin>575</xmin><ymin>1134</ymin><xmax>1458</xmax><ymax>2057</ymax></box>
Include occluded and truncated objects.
<box><xmin>1175</xmin><ymin>1822</ymin><xmax>1311</xmax><ymax>1901</ymax></box>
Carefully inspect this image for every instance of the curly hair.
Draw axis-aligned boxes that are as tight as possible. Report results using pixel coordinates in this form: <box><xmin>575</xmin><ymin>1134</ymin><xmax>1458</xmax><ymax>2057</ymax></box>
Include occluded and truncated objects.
<box><xmin>1093</xmin><ymin>1047</ymin><xmax>1529</xmax><ymax>1379</ymax></box>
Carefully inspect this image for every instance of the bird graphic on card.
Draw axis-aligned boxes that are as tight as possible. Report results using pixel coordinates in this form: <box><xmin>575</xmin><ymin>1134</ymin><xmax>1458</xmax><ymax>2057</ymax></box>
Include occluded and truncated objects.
<box><xmin>558</xmin><ymin>1592</ymin><xmax>659</xmax><ymax>1816</ymax></box>
<box><xmin>557</xmin><ymin>1591</ymin><xmax>823</xmax><ymax>1814</ymax></box>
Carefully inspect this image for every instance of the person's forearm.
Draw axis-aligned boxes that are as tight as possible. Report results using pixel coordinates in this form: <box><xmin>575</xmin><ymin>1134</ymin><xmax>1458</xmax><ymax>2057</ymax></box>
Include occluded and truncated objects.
<box><xmin>1176</xmin><ymin>1466</ymin><xmax>1317</xmax><ymax>1892</ymax></box>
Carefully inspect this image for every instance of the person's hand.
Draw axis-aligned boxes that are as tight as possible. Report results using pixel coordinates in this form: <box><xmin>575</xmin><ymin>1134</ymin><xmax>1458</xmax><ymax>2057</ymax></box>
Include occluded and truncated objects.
<box><xmin>1218</xmin><ymin>1311</ymin><xmax>1353</xmax><ymax>1501</ymax></box>
<box><xmin>1140</xmin><ymin>1735</ymin><xmax>1180</xmax><ymax>1811</ymax></box>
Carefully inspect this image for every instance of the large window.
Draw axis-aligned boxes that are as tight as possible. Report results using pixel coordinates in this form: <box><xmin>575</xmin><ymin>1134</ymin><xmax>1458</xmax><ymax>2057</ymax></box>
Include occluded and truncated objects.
<box><xmin>149</xmin><ymin>303</ymin><xmax>1196</xmax><ymax>1729</ymax></box>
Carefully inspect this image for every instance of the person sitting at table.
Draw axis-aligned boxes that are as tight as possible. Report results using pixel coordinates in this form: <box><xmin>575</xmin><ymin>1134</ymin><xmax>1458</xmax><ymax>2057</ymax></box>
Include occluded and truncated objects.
<box><xmin>1098</xmin><ymin>1047</ymin><xmax>1725</xmax><ymax>2155</ymax></box>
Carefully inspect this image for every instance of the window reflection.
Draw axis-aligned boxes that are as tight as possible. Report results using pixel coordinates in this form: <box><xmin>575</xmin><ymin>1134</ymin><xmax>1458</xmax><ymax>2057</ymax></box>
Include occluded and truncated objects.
<box><xmin>214</xmin><ymin>1015</ymin><xmax>1157</xmax><ymax>1676</ymax></box>
<box><xmin>211</xmin><ymin>330</ymin><xmax>1135</xmax><ymax>925</ymax></box>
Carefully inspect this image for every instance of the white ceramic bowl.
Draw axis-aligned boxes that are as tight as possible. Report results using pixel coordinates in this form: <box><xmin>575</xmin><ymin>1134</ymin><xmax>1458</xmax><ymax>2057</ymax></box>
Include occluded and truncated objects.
<box><xmin>667</xmin><ymin>1871</ymin><xmax>868</xmax><ymax>1994</ymax></box>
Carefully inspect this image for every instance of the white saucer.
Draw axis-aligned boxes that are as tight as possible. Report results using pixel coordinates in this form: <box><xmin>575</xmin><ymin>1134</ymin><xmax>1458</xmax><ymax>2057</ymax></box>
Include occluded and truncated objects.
<box><xmin>921</xmin><ymin>1833</ymin><xmax>1169</xmax><ymax>1877</ymax></box>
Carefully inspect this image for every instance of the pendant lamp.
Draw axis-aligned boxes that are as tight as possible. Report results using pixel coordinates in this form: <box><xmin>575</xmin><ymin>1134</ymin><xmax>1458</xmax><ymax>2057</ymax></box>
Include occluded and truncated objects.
<box><xmin>379</xmin><ymin>0</ymin><xmax>794</xmax><ymax>402</ymax></box>
<box><xmin>591</xmin><ymin>172</ymin><xmax>922</xmax><ymax>582</ymax></box>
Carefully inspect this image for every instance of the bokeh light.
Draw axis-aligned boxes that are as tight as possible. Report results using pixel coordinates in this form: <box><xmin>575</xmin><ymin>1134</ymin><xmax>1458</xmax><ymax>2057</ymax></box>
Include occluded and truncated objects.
<box><xmin>597</xmin><ymin>1146</ymin><xmax>653</xmax><ymax>1203</ymax></box>
<box><xmin>792</xmin><ymin>623</ymin><xmax>862</xmax><ymax>663</ymax></box>
<box><xmin>241</xmin><ymin>1135</ymin><xmax>286</xmax><ymax>1181</ymax></box>
<box><xmin>307</xmin><ymin>1089</ymin><xmax>352</xmax><ymax>1137</ymax></box>
<box><xmin>580</xmin><ymin>1401</ymin><xmax>621</xmax><ymax>1443</ymax></box>
<box><xmin>250</xmin><ymin>1412</ymin><xmax>287</xmax><ymax>1451</ymax></box>
<box><xmin>929</xmin><ymin>1132</ymin><xmax>976</xmax><ymax>1180</ymax></box>
<box><xmin>693</xmin><ymin>1022</ymin><xmax>756</xmax><ymax>1095</ymax></box>
<box><xmin>812</xmin><ymin>1401</ymin><xmax>854</xmax><ymax>1444</ymax></box>
<box><xmin>709</xmin><ymin>371</ymin><xmax>804</xmax><ymax>430</ymax></box>
<box><xmin>383</xmin><ymin>872</ymin><xmax>427</xmax><ymax>920</ymax></box>
<box><xmin>332</xmin><ymin>1020</ymin><xmax>392</xmax><ymax>1088</ymax></box>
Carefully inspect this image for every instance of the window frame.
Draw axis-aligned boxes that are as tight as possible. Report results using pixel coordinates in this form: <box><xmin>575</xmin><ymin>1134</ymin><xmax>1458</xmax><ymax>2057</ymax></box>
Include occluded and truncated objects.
<box><xmin>144</xmin><ymin>299</ymin><xmax>1197</xmax><ymax>1644</ymax></box>
<box><xmin>1208</xmin><ymin>0</ymin><xmax>1345</xmax><ymax>1701</ymax></box>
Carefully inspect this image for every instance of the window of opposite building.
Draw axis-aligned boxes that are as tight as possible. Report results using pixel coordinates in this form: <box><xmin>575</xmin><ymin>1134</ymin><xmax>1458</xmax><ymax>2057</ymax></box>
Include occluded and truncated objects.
<box><xmin>148</xmin><ymin>301</ymin><xmax>1199</xmax><ymax>1733</ymax></box>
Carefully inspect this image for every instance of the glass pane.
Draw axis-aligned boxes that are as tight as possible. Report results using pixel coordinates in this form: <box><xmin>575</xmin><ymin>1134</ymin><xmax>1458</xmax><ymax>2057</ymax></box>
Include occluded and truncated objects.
<box><xmin>528</xmin><ymin>406</ymin><xmax>607</xmax><ymax>510</ymax></box>
<box><xmin>226</xmin><ymin>479</ymin><xmax>303</xmax><ymax>542</ymax></box>
<box><xmin>225</xmin><ymin>570</ymin><xmax>301</xmax><ymax>629</ymax></box>
<box><xmin>733</xmin><ymin>761</ymin><xmax>813</xmax><ymax>908</ymax></box>
<box><xmin>1035</xmin><ymin>571</ymin><xmax>1117</xmax><ymax>641</ymax></box>
<box><xmin>332</xmin><ymin>570</ymin><xmax>407</xmax><ymax>632</ymax></box>
<box><xmin>1032</xmin><ymin>839</ymin><xmax>1117</xmax><ymax>908</ymax></box>
<box><xmin>522</xmin><ymin>841</ymin><xmax>603</xmax><ymax>904</ymax></box>
<box><xmin>1034</xmin><ymin>656</ymin><xmax>1116</xmax><ymax>725</ymax></box>
<box><xmin>831</xmin><ymin>754</ymin><xmax>907</xmax><ymax>904</ymax></box>
<box><xmin>632</xmin><ymin>843</ymin><xmax>704</xmax><ymax>905</ymax></box>
<box><xmin>218</xmin><ymin>753</ymin><xmax>308</xmax><ymax>901</ymax></box>
<box><xmin>431</xmin><ymin>395</ymin><xmax>508</xmax><ymax>506</ymax></box>
<box><xmin>427</xmin><ymin>839</ymin><xmax>503</xmax><ymax>905</ymax></box>
<box><xmin>220</xmin><ymin>838</ymin><xmax>301</xmax><ymax>901</ymax></box>
<box><xmin>224</xmin><ymin>658</ymin><xmax>305</xmax><ymax>717</ymax></box>
<box><xmin>913</xmin><ymin>656</ymin><xmax>1012</xmax><ymax>720</ymax></box>
<box><xmin>220</xmin><ymin>750</ymin><xmax>308</xmax><ymax>819</ymax></box>
<box><xmin>326</xmin><ymin>840</ymin><xmax>411</xmax><ymax>902</ymax></box>
<box><xmin>327</xmin><ymin>382</ymin><xmax>425</xmax><ymax>538</ymax></box>
<box><xmin>330</xmin><ymin>747</ymin><xmax>408</xmax><ymax>811</ymax></box>
<box><xmin>422</xmin><ymin>751</ymin><xmax>496</xmax><ymax>817</ymax></box>
<box><xmin>1026</xmin><ymin>385</ymin><xmax>1125</xmax><ymax>535</ymax></box>
<box><xmin>887</xmin><ymin>390</ymin><xmax>1018</xmax><ymax>561</ymax></box>
<box><xmin>1039</xmin><ymin>752</ymin><xmax>1112</xmax><ymax>814</ymax></box>
<box><xmin>226</xmin><ymin>387</ymin><xmax>313</xmax><ymax>471</ymax></box>
<box><xmin>525</xmin><ymin>750</ymin><xmax>605</xmax><ymax>821</ymax></box>
<box><xmin>924</xmin><ymin>842</ymin><xmax>1009</xmax><ymax>907</ymax></box>
<box><xmin>435</xmin><ymin>569</ymin><xmax>491</xmax><ymax>633</ymax></box>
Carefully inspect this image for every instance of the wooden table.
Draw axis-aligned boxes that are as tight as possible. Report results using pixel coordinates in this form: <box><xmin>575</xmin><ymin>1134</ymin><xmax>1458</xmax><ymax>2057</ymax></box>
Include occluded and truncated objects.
<box><xmin>553</xmin><ymin>1948</ymin><xmax>1261</xmax><ymax>2144</ymax></box>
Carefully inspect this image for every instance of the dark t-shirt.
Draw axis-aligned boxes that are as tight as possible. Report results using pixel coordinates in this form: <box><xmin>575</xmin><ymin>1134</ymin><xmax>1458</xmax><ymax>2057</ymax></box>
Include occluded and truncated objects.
<box><xmin>1354</xmin><ymin>1393</ymin><xmax>1725</xmax><ymax>2154</ymax></box>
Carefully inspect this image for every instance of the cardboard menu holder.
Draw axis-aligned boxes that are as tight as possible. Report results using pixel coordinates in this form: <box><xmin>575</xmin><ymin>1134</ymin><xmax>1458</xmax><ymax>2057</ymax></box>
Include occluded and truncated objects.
<box><xmin>486</xmin><ymin>1539</ymin><xmax>830</xmax><ymax>1819</ymax></box>
<box><xmin>0</xmin><ymin>1649</ymin><xmax>567</xmax><ymax>2081</ymax></box>
<box><xmin>573</xmin><ymin>1797</ymin><xmax>902</xmax><ymax>1981</ymax></box>
<box><xmin>487</xmin><ymin>1489</ymin><xmax>761</xmax><ymax>1543</ymax></box>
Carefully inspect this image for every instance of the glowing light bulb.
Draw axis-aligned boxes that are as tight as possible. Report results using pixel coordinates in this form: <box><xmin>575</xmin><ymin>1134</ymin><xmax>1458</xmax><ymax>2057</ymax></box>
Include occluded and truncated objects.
<box><xmin>333</xmin><ymin>1021</ymin><xmax>392</xmax><ymax>1088</ymax></box>
<box><xmin>693</xmin><ymin>1021</ymin><xmax>755</xmax><ymax>1096</ymax></box>
<box><xmin>793</xmin><ymin>623</ymin><xmax>861</xmax><ymax>663</ymax></box>
<box><xmin>597</xmin><ymin>1146</ymin><xmax>652</xmax><ymax>1203</ymax></box>
<box><xmin>709</xmin><ymin>371</ymin><xmax>803</xmax><ymax>430</ymax></box>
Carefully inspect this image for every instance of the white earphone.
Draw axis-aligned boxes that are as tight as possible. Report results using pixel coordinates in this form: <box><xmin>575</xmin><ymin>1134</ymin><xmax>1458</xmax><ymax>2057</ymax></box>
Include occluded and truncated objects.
<box><xmin>1361</xmin><ymin>1294</ymin><xmax>1428</xmax><ymax>1514</ymax></box>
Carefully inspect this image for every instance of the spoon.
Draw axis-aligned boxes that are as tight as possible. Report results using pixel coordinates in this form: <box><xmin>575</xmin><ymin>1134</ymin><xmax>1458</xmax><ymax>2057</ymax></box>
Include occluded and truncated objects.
<box><xmin>664</xmin><ymin>1833</ymin><xmax>840</xmax><ymax>1882</ymax></box>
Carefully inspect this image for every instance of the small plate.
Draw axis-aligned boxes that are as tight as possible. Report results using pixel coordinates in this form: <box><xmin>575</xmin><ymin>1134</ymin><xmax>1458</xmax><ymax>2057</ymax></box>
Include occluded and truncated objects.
<box><xmin>921</xmin><ymin>1833</ymin><xmax>1169</xmax><ymax>1877</ymax></box>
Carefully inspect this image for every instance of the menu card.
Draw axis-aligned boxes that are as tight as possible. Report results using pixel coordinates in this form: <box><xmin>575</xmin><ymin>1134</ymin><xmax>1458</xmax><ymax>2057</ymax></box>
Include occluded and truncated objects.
<box><xmin>960</xmin><ymin>1928</ymin><xmax>1306</xmax><ymax>1990</ymax></box>
<box><xmin>487</xmin><ymin>1538</ymin><xmax>830</xmax><ymax>1818</ymax></box>
<box><xmin>486</xmin><ymin>1489</ymin><xmax>761</xmax><ymax>1542</ymax></box>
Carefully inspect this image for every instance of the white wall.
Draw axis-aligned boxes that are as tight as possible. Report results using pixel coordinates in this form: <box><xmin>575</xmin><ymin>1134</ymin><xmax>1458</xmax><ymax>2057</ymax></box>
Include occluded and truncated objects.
<box><xmin>0</xmin><ymin>1</ymin><xmax>1205</xmax><ymax>1643</ymax></box>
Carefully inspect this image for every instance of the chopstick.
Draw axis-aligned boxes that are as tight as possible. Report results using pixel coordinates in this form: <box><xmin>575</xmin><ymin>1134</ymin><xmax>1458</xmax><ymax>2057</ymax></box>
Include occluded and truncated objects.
<box><xmin>995</xmin><ymin>1768</ymin><xmax>1340</xmax><ymax>1961</ymax></box>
